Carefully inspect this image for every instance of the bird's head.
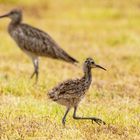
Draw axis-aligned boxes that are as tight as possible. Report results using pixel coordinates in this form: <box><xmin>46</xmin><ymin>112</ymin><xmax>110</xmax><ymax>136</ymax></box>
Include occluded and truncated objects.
<box><xmin>0</xmin><ymin>9</ymin><xmax>22</xmax><ymax>23</ymax></box>
<box><xmin>84</xmin><ymin>57</ymin><xmax>106</xmax><ymax>71</ymax></box>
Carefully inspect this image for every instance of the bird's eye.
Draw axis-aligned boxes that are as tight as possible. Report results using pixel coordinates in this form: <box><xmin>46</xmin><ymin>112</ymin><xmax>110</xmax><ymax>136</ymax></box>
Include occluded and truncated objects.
<box><xmin>10</xmin><ymin>11</ymin><xmax>14</xmax><ymax>14</ymax></box>
<box><xmin>10</xmin><ymin>11</ymin><xmax>15</xmax><ymax>14</ymax></box>
<box><xmin>91</xmin><ymin>61</ymin><xmax>94</xmax><ymax>64</ymax></box>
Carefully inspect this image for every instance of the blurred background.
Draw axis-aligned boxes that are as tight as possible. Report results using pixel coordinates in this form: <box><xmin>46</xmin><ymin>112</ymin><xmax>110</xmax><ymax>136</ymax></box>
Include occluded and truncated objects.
<box><xmin>0</xmin><ymin>0</ymin><xmax>139</xmax><ymax>95</ymax></box>
<box><xmin>0</xmin><ymin>0</ymin><xmax>140</xmax><ymax>139</ymax></box>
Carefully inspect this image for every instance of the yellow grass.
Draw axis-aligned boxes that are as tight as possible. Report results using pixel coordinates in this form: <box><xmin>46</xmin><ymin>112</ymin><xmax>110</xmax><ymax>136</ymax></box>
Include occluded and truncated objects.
<box><xmin>0</xmin><ymin>0</ymin><xmax>140</xmax><ymax>139</ymax></box>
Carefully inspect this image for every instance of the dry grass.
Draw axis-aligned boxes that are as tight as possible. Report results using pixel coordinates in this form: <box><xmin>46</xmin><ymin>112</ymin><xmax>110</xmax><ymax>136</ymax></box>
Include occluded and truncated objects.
<box><xmin>0</xmin><ymin>0</ymin><xmax>140</xmax><ymax>139</ymax></box>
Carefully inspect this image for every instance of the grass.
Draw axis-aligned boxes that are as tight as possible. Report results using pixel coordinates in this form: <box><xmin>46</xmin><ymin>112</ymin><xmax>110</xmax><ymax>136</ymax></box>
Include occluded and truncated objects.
<box><xmin>0</xmin><ymin>0</ymin><xmax>140</xmax><ymax>139</ymax></box>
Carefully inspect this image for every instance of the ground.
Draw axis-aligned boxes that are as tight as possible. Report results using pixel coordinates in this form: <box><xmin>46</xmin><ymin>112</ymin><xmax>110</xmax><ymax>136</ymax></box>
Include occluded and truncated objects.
<box><xmin>0</xmin><ymin>0</ymin><xmax>140</xmax><ymax>139</ymax></box>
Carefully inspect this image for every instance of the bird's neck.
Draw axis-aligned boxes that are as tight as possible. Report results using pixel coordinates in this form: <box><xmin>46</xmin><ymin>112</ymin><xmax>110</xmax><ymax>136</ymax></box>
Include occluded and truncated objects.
<box><xmin>10</xmin><ymin>17</ymin><xmax>22</xmax><ymax>25</ymax></box>
<box><xmin>83</xmin><ymin>67</ymin><xmax>92</xmax><ymax>85</ymax></box>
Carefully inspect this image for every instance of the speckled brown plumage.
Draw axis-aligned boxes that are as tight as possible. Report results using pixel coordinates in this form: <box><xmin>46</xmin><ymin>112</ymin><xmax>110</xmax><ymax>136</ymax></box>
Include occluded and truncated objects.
<box><xmin>48</xmin><ymin>57</ymin><xmax>106</xmax><ymax>125</ymax></box>
<box><xmin>0</xmin><ymin>9</ymin><xmax>78</xmax><ymax>82</ymax></box>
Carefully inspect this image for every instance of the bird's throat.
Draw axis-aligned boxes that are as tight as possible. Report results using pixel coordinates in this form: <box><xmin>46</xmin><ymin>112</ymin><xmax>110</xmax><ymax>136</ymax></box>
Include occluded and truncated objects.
<box><xmin>10</xmin><ymin>16</ymin><xmax>22</xmax><ymax>25</ymax></box>
<box><xmin>84</xmin><ymin>67</ymin><xmax>92</xmax><ymax>84</ymax></box>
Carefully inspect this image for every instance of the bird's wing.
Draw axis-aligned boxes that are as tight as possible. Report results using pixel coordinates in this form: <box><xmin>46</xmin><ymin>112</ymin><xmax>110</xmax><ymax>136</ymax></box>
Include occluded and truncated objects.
<box><xmin>48</xmin><ymin>79</ymin><xmax>83</xmax><ymax>100</ymax></box>
<box><xmin>17</xmin><ymin>24</ymin><xmax>78</xmax><ymax>63</ymax></box>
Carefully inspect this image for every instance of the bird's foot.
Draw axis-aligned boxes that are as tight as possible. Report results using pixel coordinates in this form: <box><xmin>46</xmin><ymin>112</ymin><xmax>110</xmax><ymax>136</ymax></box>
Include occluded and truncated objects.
<box><xmin>91</xmin><ymin>118</ymin><xmax>106</xmax><ymax>125</ymax></box>
<box><xmin>62</xmin><ymin>119</ymin><xmax>66</xmax><ymax>126</ymax></box>
<box><xmin>30</xmin><ymin>71</ymin><xmax>35</xmax><ymax>79</ymax></box>
<box><xmin>30</xmin><ymin>71</ymin><xmax>38</xmax><ymax>84</ymax></box>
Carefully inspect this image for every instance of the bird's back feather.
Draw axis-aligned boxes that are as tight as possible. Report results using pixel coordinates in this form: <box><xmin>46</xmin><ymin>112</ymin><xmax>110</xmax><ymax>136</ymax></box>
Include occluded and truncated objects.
<box><xmin>8</xmin><ymin>23</ymin><xmax>78</xmax><ymax>63</ymax></box>
<box><xmin>48</xmin><ymin>77</ymin><xmax>90</xmax><ymax>103</ymax></box>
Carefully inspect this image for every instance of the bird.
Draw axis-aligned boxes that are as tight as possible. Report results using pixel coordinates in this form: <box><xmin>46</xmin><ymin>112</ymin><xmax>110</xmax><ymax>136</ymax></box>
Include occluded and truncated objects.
<box><xmin>0</xmin><ymin>9</ymin><xmax>78</xmax><ymax>82</ymax></box>
<box><xmin>48</xmin><ymin>57</ymin><xmax>106</xmax><ymax>126</ymax></box>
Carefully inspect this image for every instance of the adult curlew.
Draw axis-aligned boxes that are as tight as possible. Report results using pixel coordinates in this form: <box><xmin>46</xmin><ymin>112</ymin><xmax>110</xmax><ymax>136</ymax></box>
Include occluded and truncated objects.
<box><xmin>48</xmin><ymin>57</ymin><xmax>106</xmax><ymax>126</ymax></box>
<box><xmin>0</xmin><ymin>9</ymin><xmax>78</xmax><ymax>82</ymax></box>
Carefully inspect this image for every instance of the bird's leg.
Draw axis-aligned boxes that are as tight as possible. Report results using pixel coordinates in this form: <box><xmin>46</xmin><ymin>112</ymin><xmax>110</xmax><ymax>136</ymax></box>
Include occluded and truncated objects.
<box><xmin>73</xmin><ymin>106</ymin><xmax>106</xmax><ymax>125</ymax></box>
<box><xmin>30</xmin><ymin>57</ymin><xmax>39</xmax><ymax>82</ymax></box>
<box><xmin>62</xmin><ymin>107</ymin><xmax>70</xmax><ymax>126</ymax></box>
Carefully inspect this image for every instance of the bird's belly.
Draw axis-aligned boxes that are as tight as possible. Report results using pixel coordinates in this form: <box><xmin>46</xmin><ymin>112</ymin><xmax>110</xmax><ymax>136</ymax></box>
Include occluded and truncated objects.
<box><xmin>56</xmin><ymin>95</ymin><xmax>84</xmax><ymax>107</ymax></box>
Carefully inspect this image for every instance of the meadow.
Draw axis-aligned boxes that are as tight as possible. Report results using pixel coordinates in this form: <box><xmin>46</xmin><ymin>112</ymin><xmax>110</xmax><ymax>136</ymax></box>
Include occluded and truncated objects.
<box><xmin>0</xmin><ymin>0</ymin><xmax>140</xmax><ymax>139</ymax></box>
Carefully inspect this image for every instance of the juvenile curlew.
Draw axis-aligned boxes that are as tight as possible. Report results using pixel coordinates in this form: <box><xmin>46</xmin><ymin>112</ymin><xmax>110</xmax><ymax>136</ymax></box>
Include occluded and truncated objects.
<box><xmin>48</xmin><ymin>57</ymin><xmax>106</xmax><ymax>126</ymax></box>
<box><xmin>0</xmin><ymin>9</ymin><xmax>78</xmax><ymax>82</ymax></box>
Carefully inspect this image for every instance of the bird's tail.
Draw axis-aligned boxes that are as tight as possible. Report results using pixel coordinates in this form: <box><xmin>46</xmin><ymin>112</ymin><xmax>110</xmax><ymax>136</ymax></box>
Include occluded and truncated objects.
<box><xmin>59</xmin><ymin>49</ymin><xmax>79</xmax><ymax>64</ymax></box>
<box><xmin>48</xmin><ymin>91</ymin><xmax>58</xmax><ymax>101</ymax></box>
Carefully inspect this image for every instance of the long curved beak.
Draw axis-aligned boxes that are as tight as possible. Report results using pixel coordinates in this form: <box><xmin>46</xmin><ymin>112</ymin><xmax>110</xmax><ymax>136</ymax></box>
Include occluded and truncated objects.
<box><xmin>95</xmin><ymin>64</ymin><xmax>106</xmax><ymax>71</ymax></box>
<box><xmin>0</xmin><ymin>13</ymin><xmax>10</xmax><ymax>18</ymax></box>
